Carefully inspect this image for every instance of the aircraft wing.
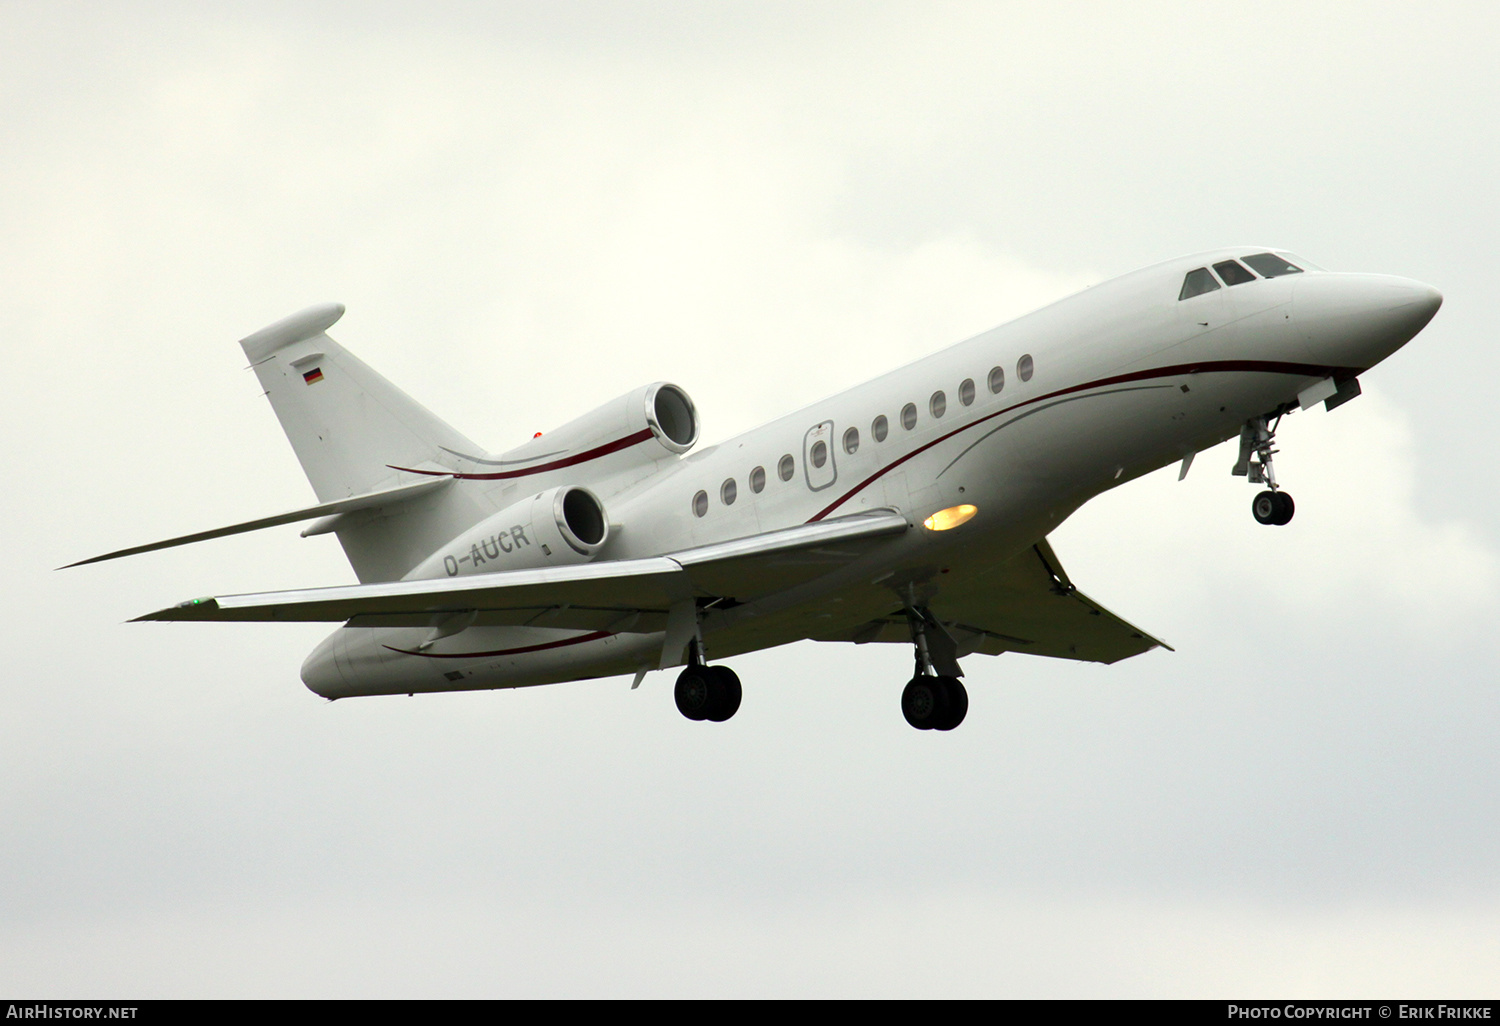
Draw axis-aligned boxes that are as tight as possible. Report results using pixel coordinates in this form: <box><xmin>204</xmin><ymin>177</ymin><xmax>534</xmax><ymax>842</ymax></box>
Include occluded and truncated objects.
<box><xmin>825</xmin><ymin>537</ymin><xmax>1170</xmax><ymax>665</ymax></box>
<box><xmin>133</xmin><ymin>510</ymin><xmax>910</xmax><ymax>635</ymax></box>
<box><xmin>63</xmin><ymin>476</ymin><xmax>453</xmax><ymax>568</ymax></box>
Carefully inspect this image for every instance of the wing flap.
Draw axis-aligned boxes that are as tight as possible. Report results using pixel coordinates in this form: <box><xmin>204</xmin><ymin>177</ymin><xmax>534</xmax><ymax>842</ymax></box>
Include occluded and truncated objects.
<box><xmin>673</xmin><ymin>510</ymin><xmax>909</xmax><ymax>597</ymax></box>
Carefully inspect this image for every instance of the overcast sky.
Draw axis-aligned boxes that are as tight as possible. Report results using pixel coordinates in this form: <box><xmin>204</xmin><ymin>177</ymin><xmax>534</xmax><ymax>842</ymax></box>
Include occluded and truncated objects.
<box><xmin>3</xmin><ymin>1</ymin><xmax>1498</xmax><ymax>997</ymax></box>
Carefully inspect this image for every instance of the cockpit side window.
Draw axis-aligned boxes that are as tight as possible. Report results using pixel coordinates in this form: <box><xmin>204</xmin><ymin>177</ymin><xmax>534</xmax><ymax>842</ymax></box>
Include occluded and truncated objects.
<box><xmin>1242</xmin><ymin>252</ymin><xmax>1304</xmax><ymax>278</ymax></box>
<box><xmin>1179</xmin><ymin>267</ymin><xmax>1221</xmax><ymax>300</ymax></box>
<box><xmin>1213</xmin><ymin>259</ymin><xmax>1257</xmax><ymax>286</ymax></box>
<box><xmin>1280</xmin><ymin>251</ymin><xmax>1325</xmax><ymax>271</ymax></box>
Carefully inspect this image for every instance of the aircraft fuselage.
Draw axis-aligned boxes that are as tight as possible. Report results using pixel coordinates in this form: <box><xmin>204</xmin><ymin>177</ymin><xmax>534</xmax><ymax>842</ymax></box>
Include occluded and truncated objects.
<box><xmin>299</xmin><ymin>248</ymin><xmax>1441</xmax><ymax>699</ymax></box>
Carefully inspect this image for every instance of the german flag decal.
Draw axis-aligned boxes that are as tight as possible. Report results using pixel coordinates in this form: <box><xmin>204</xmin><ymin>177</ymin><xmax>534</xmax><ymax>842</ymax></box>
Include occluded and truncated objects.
<box><xmin>302</xmin><ymin>367</ymin><xmax>324</xmax><ymax>385</ymax></box>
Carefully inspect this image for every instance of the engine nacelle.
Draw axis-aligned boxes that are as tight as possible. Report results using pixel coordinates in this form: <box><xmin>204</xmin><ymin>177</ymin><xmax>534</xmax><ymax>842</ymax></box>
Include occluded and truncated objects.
<box><xmin>483</xmin><ymin>382</ymin><xmax>699</xmax><ymax>480</ymax></box>
<box><xmin>406</xmin><ymin>485</ymin><xmax>608</xmax><ymax>580</ymax></box>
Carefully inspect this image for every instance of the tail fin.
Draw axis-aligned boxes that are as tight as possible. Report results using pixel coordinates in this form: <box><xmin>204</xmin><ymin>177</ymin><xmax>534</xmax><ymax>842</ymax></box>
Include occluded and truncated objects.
<box><xmin>240</xmin><ymin>304</ymin><xmax>489</xmax><ymax>582</ymax></box>
<box><xmin>240</xmin><ymin>304</ymin><xmax>476</xmax><ymax>500</ymax></box>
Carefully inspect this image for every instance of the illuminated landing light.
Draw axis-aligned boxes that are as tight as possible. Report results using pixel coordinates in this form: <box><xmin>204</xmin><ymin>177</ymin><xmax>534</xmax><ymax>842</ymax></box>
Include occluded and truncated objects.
<box><xmin>923</xmin><ymin>504</ymin><xmax>977</xmax><ymax>531</ymax></box>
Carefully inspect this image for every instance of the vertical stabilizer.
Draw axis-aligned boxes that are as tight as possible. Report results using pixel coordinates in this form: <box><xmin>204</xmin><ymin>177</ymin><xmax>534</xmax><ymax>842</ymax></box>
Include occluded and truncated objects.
<box><xmin>239</xmin><ymin>304</ymin><xmax>490</xmax><ymax>581</ymax></box>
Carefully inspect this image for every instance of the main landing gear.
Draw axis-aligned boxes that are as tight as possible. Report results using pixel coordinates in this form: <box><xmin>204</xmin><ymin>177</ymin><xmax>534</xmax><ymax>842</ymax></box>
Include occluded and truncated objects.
<box><xmin>673</xmin><ymin>643</ymin><xmax>742</xmax><ymax>723</ymax></box>
<box><xmin>668</xmin><ymin>604</ymin><xmax>742</xmax><ymax>723</ymax></box>
<box><xmin>902</xmin><ymin>675</ymin><xmax>967</xmax><ymax>731</ymax></box>
<box><xmin>1234</xmin><ymin>413</ymin><xmax>1295</xmax><ymax>526</ymax></box>
<box><xmin>901</xmin><ymin>605</ymin><xmax>968</xmax><ymax>731</ymax></box>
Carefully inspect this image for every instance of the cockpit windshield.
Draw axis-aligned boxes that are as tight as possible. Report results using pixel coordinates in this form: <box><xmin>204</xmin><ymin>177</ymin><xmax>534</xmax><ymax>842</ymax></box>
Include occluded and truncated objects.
<box><xmin>1242</xmin><ymin>252</ymin><xmax>1304</xmax><ymax>278</ymax></box>
<box><xmin>1179</xmin><ymin>267</ymin><xmax>1221</xmax><ymax>300</ymax></box>
<box><xmin>1213</xmin><ymin>260</ymin><xmax>1257</xmax><ymax>286</ymax></box>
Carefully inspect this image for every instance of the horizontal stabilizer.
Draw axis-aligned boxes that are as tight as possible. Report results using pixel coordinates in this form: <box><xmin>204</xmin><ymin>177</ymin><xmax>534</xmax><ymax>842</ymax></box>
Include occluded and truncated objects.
<box><xmin>131</xmin><ymin>510</ymin><xmax>909</xmax><ymax>627</ymax></box>
<box><xmin>63</xmin><ymin>477</ymin><xmax>453</xmax><ymax>569</ymax></box>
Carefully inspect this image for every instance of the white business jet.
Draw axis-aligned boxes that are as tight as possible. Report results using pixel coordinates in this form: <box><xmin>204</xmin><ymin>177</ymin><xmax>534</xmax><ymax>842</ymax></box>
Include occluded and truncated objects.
<box><xmin>71</xmin><ymin>249</ymin><xmax>1441</xmax><ymax>730</ymax></box>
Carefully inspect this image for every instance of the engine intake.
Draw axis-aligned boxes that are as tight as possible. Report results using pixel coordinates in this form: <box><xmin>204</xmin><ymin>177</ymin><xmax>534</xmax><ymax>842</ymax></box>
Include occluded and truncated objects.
<box><xmin>646</xmin><ymin>383</ymin><xmax>697</xmax><ymax>452</ymax></box>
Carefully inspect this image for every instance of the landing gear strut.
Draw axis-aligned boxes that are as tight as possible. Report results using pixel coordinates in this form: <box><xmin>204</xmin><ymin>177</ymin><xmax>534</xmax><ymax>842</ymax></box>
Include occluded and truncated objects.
<box><xmin>901</xmin><ymin>605</ymin><xmax>967</xmax><ymax>731</ymax></box>
<box><xmin>1234</xmin><ymin>412</ymin><xmax>1295</xmax><ymax>526</ymax></box>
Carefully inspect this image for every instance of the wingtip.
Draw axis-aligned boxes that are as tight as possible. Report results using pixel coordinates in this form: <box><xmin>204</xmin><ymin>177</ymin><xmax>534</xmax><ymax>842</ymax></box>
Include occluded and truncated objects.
<box><xmin>130</xmin><ymin>597</ymin><xmax>221</xmax><ymax>622</ymax></box>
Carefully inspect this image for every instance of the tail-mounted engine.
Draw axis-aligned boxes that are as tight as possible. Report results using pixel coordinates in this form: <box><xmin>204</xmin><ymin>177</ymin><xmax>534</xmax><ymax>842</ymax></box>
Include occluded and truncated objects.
<box><xmin>472</xmin><ymin>382</ymin><xmax>699</xmax><ymax>487</ymax></box>
<box><xmin>406</xmin><ymin>485</ymin><xmax>609</xmax><ymax>580</ymax></box>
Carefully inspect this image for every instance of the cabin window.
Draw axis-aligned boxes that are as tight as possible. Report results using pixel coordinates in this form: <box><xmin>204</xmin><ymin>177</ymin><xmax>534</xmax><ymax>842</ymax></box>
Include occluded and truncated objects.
<box><xmin>872</xmin><ymin>415</ymin><xmax>889</xmax><ymax>442</ymax></box>
<box><xmin>1179</xmin><ymin>267</ymin><xmax>1221</xmax><ymax>300</ymax></box>
<box><xmin>1242</xmin><ymin>252</ymin><xmax>1304</xmax><ymax>278</ymax></box>
<box><xmin>749</xmin><ymin>466</ymin><xmax>766</xmax><ymax>493</ymax></box>
<box><xmin>959</xmin><ymin>378</ymin><xmax>976</xmax><ymax>406</ymax></box>
<box><xmin>901</xmin><ymin>403</ymin><xmax>918</xmax><ymax>431</ymax></box>
<box><xmin>720</xmin><ymin>478</ymin><xmax>737</xmax><ymax>505</ymax></box>
<box><xmin>1017</xmin><ymin>354</ymin><xmax>1034</xmax><ymax>382</ymax></box>
<box><xmin>988</xmin><ymin>366</ymin><xmax>1005</xmax><ymax>394</ymax></box>
<box><xmin>810</xmin><ymin>439</ymin><xmax>828</xmax><ymax>469</ymax></box>
<box><xmin>843</xmin><ymin>427</ymin><xmax>860</xmax><ymax>454</ymax></box>
<box><xmin>778</xmin><ymin>454</ymin><xmax>795</xmax><ymax>481</ymax></box>
<box><xmin>1214</xmin><ymin>259</ymin><xmax>1257</xmax><ymax>286</ymax></box>
<box><xmin>930</xmin><ymin>390</ymin><xmax>947</xmax><ymax>418</ymax></box>
<box><xmin>692</xmin><ymin>490</ymin><xmax>708</xmax><ymax>517</ymax></box>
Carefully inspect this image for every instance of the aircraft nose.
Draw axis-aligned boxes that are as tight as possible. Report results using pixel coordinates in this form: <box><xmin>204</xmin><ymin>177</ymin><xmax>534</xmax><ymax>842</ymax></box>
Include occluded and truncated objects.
<box><xmin>1372</xmin><ymin>277</ymin><xmax>1443</xmax><ymax>334</ymax></box>
<box><xmin>1295</xmin><ymin>273</ymin><xmax>1442</xmax><ymax>370</ymax></box>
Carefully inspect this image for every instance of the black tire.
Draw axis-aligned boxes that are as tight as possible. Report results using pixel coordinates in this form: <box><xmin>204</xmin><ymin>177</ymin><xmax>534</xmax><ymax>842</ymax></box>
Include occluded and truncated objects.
<box><xmin>1252</xmin><ymin>490</ymin><xmax>1279</xmax><ymax>525</ymax></box>
<box><xmin>1272</xmin><ymin>491</ymin><xmax>1295</xmax><ymax>526</ymax></box>
<box><xmin>704</xmin><ymin>665</ymin><xmax>742</xmax><ymax>722</ymax></box>
<box><xmin>933</xmin><ymin>677</ymin><xmax>968</xmax><ymax>730</ymax></box>
<box><xmin>902</xmin><ymin>676</ymin><xmax>950</xmax><ymax>730</ymax></box>
<box><xmin>674</xmin><ymin>666</ymin><xmax>712</xmax><ymax>720</ymax></box>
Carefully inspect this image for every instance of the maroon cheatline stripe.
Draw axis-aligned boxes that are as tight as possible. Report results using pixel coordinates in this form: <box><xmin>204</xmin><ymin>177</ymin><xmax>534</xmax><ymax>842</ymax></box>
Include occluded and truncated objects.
<box><xmin>386</xmin><ymin>629</ymin><xmax>614</xmax><ymax>659</ymax></box>
<box><xmin>807</xmin><ymin>358</ymin><xmax>1360</xmax><ymax>523</ymax></box>
<box><xmin>389</xmin><ymin>428</ymin><xmax>656</xmax><ymax>481</ymax></box>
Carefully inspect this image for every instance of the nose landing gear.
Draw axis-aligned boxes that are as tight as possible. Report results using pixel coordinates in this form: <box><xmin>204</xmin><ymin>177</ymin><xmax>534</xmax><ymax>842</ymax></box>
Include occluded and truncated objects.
<box><xmin>1234</xmin><ymin>413</ymin><xmax>1295</xmax><ymax>526</ymax></box>
<box><xmin>1252</xmin><ymin>489</ymin><xmax>1295</xmax><ymax>526</ymax></box>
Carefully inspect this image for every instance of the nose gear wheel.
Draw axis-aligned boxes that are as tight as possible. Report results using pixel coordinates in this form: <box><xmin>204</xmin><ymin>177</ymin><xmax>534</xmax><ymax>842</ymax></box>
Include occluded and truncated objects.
<box><xmin>1252</xmin><ymin>489</ymin><xmax>1295</xmax><ymax>526</ymax></box>
<box><xmin>1234</xmin><ymin>412</ymin><xmax>1295</xmax><ymax>526</ymax></box>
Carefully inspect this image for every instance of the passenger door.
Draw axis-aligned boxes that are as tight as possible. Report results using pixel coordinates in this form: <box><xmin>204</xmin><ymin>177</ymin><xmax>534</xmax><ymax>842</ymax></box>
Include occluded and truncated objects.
<box><xmin>803</xmin><ymin>421</ymin><xmax>837</xmax><ymax>492</ymax></box>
